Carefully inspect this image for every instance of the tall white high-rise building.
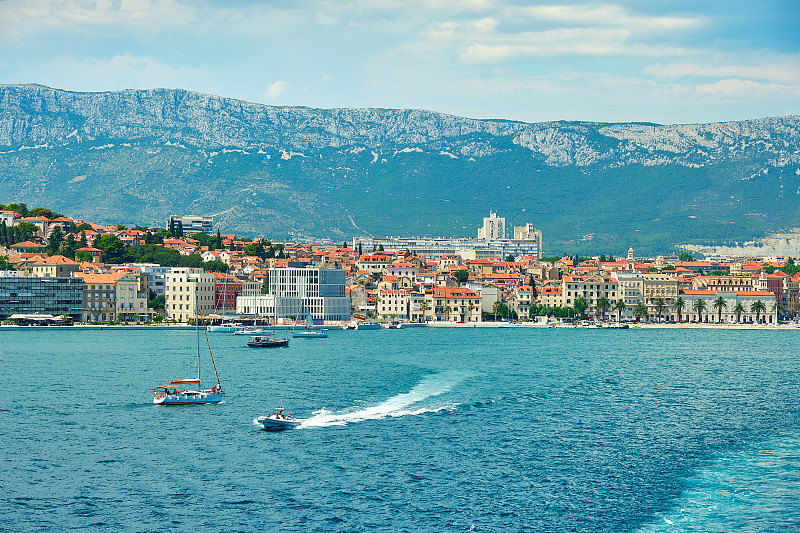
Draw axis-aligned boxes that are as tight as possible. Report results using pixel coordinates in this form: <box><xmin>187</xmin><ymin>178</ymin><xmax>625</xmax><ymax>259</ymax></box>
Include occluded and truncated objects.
<box><xmin>478</xmin><ymin>211</ymin><xmax>505</xmax><ymax>241</ymax></box>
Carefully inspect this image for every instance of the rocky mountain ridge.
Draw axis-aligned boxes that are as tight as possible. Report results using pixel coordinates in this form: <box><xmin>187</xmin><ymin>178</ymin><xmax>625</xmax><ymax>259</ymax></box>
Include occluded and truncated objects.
<box><xmin>1</xmin><ymin>84</ymin><xmax>799</xmax><ymax>254</ymax></box>
<box><xmin>2</xmin><ymin>84</ymin><xmax>797</xmax><ymax>169</ymax></box>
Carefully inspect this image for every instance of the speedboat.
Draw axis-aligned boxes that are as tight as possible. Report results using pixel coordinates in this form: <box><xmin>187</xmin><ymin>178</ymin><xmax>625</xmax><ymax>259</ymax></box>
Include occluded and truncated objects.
<box><xmin>247</xmin><ymin>336</ymin><xmax>289</xmax><ymax>348</ymax></box>
<box><xmin>256</xmin><ymin>407</ymin><xmax>301</xmax><ymax>430</ymax></box>
<box><xmin>207</xmin><ymin>322</ymin><xmax>238</xmax><ymax>333</ymax></box>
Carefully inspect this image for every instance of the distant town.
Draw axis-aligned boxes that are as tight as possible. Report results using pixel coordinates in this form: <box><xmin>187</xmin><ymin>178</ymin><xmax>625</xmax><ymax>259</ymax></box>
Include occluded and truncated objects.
<box><xmin>1</xmin><ymin>203</ymin><xmax>797</xmax><ymax>327</ymax></box>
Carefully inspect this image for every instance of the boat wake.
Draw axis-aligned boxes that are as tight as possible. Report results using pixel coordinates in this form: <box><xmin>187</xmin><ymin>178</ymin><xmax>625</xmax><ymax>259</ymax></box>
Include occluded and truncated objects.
<box><xmin>298</xmin><ymin>370</ymin><xmax>469</xmax><ymax>428</ymax></box>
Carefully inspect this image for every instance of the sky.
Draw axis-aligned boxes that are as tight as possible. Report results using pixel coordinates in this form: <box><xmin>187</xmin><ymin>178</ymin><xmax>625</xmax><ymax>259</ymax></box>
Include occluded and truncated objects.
<box><xmin>0</xmin><ymin>0</ymin><xmax>798</xmax><ymax>125</ymax></box>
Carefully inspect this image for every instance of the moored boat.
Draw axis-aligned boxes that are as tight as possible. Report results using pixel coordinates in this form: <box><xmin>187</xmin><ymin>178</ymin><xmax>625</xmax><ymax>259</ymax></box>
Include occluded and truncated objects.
<box><xmin>207</xmin><ymin>322</ymin><xmax>238</xmax><ymax>333</ymax></box>
<box><xmin>247</xmin><ymin>336</ymin><xmax>289</xmax><ymax>348</ymax></box>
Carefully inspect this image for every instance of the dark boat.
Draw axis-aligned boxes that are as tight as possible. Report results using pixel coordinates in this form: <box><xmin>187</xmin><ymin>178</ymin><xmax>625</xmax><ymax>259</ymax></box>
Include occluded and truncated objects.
<box><xmin>247</xmin><ymin>336</ymin><xmax>289</xmax><ymax>348</ymax></box>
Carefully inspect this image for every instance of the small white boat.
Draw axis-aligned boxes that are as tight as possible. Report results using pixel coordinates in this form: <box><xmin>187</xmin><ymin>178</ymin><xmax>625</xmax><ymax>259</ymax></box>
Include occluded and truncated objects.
<box><xmin>292</xmin><ymin>329</ymin><xmax>328</xmax><ymax>338</ymax></box>
<box><xmin>207</xmin><ymin>322</ymin><xmax>239</xmax><ymax>333</ymax></box>
<box><xmin>607</xmin><ymin>322</ymin><xmax>629</xmax><ymax>329</ymax></box>
<box><xmin>257</xmin><ymin>407</ymin><xmax>301</xmax><ymax>430</ymax></box>
<box><xmin>233</xmin><ymin>326</ymin><xmax>267</xmax><ymax>335</ymax></box>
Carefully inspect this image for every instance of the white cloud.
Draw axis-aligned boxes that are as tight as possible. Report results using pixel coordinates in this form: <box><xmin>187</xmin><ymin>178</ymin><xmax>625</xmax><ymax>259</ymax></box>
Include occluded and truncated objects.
<box><xmin>1</xmin><ymin>0</ymin><xmax>197</xmax><ymax>38</ymax></box>
<box><xmin>644</xmin><ymin>59</ymin><xmax>800</xmax><ymax>85</ymax></box>
<box><xmin>520</xmin><ymin>4</ymin><xmax>700</xmax><ymax>31</ymax></box>
<box><xmin>695</xmin><ymin>79</ymin><xmax>800</xmax><ymax>97</ymax></box>
<box><xmin>264</xmin><ymin>80</ymin><xmax>290</xmax><ymax>100</ymax></box>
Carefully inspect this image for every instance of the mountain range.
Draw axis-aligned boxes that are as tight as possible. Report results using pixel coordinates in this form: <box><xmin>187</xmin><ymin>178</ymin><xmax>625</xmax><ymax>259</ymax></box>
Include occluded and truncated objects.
<box><xmin>1</xmin><ymin>84</ymin><xmax>798</xmax><ymax>255</ymax></box>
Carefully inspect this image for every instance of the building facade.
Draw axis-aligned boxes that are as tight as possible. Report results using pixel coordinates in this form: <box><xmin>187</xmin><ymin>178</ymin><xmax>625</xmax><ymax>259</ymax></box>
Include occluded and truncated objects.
<box><xmin>0</xmin><ymin>275</ymin><xmax>84</xmax><ymax>320</ymax></box>
<box><xmin>165</xmin><ymin>268</ymin><xmax>215</xmax><ymax>322</ymax></box>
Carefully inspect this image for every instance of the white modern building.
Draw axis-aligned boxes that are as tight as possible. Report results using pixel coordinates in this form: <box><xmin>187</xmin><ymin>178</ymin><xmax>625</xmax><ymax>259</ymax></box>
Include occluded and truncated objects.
<box><xmin>236</xmin><ymin>267</ymin><xmax>350</xmax><ymax>323</ymax></box>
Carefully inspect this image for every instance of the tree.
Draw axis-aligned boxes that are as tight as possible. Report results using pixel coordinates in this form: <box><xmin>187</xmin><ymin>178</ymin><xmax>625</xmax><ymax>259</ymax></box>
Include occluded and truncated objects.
<box><xmin>573</xmin><ymin>295</ymin><xmax>589</xmax><ymax>318</ymax></box>
<box><xmin>28</xmin><ymin>207</ymin><xmax>64</xmax><ymax>219</ymax></box>
<box><xmin>712</xmin><ymin>296</ymin><xmax>728</xmax><ymax>323</ymax></box>
<box><xmin>679</xmin><ymin>252</ymin><xmax>693</xmax><ymax>262</ymax></box>
<box><xmin>596</xmin><ymin>297</ymin><xmax>611</xmax><ymax>321</ymax></box>
<box><xmin>46</xmin><ymin>225</ymin><xmax>64</xmax><ymax>256</ymax></box>
<box><xmin>453</xmin><ymin>269</ymin><xmax>469</xmax><ymax>284</ymax></box>
<box><xmin>203</xmin><ymin>260</ymin><xmax>228</xmax><ymax>272</ymax></box>
<box><xmin>16</xmin><ymin>221</ymin><xmax>38</xmax><ymax>242</ymax></box>
<box><xmin>654</xmin><ymin>298</ymin><xmax>667</xmax><ymax>321</ymax></box>
<box><xmin>0</xmin><ymin>255</ymin><xmax>12</xmax><ymax>270</ymax></box>
<box><xmin>244</xmin><ymin>241</ymin><xmax>264</xmax><ymax>257</ymax></box>
<box><xmin>751</xmin><ymin>300</ymin><xmax>766</xmax><ymax>322</ymax></box>
<box><xmin>492</xmin><ymin>300</ymin><xmax>501</xmax><ymax>321</ymax></box>
<box><xmin>419</xmin><ymin>301</ymin><xmax>429</xmax><ymax>322</ymax></box>
<box><xmin>505</xmin><ymin>254</ymin><xmax>515</xmax><ymax>262</ymax></box>
<box><xmin>733</xmin><ymin>302</ymin><xmax>744</xmax><ymax>323</ymax></box>
<box><xmin>674</xmin><ymin>297</ymin><xmax>686</xmax><ymax>323</ymax></box>
<box><xmin>444</xmin><ymin>305</ymin><xmax>452</xmax><ymax>321</ymax></box>
<box><xmin>613</xmin><ymin>299</ymin><xmax>626</xmax><ymax>322</ymax></box>
<box><xmin>633</xmin><ymin>302</ymin><xmax>648</xmax><ymax>322</ymax></box>
<box><xmin>773</xmin><ymin>301</ymin><xmax>784</xmax><ymax>319</ymax></box>
<box><xmin>0</xmin><ymin>220</ymin><xmax>6</xmax><ymax>246</ymax></box>
<box><xmin>692</xmin><ymin>299</ymin><xmax>707</xmax><ymax>322</ymax></box>
<box><xmin>94</xmin><ymin>234</ymin><xmax>126</xmax><ymax>263</ymax></box>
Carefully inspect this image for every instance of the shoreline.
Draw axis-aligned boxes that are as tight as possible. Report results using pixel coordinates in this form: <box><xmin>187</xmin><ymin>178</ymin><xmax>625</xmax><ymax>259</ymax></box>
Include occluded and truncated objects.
<box><xmin>1</xmin><ymin>322</ymin><xmax>797</xmax><ymax>331</ymax></box>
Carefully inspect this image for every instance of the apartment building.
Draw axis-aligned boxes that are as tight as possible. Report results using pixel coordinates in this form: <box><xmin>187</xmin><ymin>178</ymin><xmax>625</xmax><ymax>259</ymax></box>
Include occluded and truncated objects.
<box><xmin>165</xmin><ymin>267</ymin><xmax>215</xmax><ymax>322</ymax></box>
<box><xmin>424</xmin><ymin>286</ymin><xmax>482</xmax><ymax>322</ymax></box>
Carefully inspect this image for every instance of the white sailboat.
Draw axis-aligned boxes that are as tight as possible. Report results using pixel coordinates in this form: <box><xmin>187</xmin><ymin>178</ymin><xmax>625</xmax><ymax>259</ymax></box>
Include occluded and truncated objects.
<box><xmin>293</xmin><ymin>313</ymin><xmax>328</xmax><ymax>338</ymax></box>
<box><xmin>154</xmin><ymin>287</ymin><xmax>223</xmax><ymax>405</ymax></box>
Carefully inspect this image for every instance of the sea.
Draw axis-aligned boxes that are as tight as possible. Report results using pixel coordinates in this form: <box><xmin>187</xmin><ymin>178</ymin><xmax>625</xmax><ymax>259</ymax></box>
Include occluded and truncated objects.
<box><xmin>1</xmin><ymin>326</ymin><xmax>798</xmax><ymax>532</ymax></box>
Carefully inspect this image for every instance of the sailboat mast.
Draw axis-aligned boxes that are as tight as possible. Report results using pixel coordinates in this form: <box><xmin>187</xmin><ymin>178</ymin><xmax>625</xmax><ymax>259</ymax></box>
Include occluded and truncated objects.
<box><xmin>195</xmin><ymin>280</ymin><xmax>200</xmax><ymax>381</ymax></box>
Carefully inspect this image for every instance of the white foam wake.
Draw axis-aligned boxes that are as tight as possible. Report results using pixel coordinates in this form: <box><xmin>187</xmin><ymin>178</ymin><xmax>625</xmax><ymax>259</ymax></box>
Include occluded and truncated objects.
<box><xmin>298</xmin><ymin>371</ymin><xmax>468</xmax><ymax>428</ymax></box>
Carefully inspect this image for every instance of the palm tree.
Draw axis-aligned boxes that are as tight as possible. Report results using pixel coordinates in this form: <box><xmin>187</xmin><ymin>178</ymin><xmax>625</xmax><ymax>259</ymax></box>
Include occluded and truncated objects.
<box><xmin>493</xmin><ymin>300</ymin><xmax>501</xmax><ymax>322</ymax></box>
<box><xmin>712</xmin><ymin>296</ymin><xmax>728</xmax><ymax>323</ymax></box>
<box><xmin>773</xmin><ymin>301</ymin><xmax>784</xmax><ymax>320</ymax></box>
<box><xmin>733</xmin><ymin>302</ymin><xmax>744</xmax><ymax>323</ymax></box>
<box><xmin>653</xmin><ymin>298</ymin><xmax>667</xmax><ymax>322</ymax></box>
<box><xmin>751</xmin><ymin>299</ymin><xmax>766</xmax><ymax>323</ymax></box>
<box><xmin>596</xmin><ymin>297</ymin><xmax>611</xmax><ymax>321</ymax></box>
<box><xmin>444</xmin><ymin>305</ymin><xmax>452</xmax><ymax>322</ymax></box>
<box><xmin>633</xmin><ymin>302</ymin><xmax>648</xmax><ymax>322</ymax></box>
<box><xmin>613</xmin><ymin>299</ymin><xmax>626</xmax><ymax>322</ymax></box>
<box><xmin>573</xmin><ymin>295</ymin><xmax>589</xmax><ymax>318</ymax></box>
<box><xmin>419</xmin><ymin>301</ymin><xmax>429</xmax><ymax>322</ymax></box>
<box><xmin>692</xmin><ymin>299</ymin><xmax>707</xmax><ymax>322</ymax></box>
<box><xmin>674</xmin><ymin>297</ymin><xmax>686</xmax><ymax>323</ymax></box>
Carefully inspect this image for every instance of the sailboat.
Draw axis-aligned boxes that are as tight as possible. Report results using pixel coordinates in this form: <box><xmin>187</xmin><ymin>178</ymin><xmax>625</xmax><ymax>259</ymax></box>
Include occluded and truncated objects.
<box><xmin>154</xmin><ymin>287</ymin><xmax>223</xmax><ymax>405</ymax></box>
<box><xmin>292</xmin><ymin>313</ymin><xmax>328</xmax><ymax>338</ymax></box>
<box><xmin>247</xmin><ymin>294</ymin><xmax>289</xmax><ymax>347</ymax></box>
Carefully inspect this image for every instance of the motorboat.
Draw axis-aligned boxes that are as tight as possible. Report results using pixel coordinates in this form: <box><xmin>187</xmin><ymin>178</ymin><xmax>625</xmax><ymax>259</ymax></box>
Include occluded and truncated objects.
<box><xmin>498</xmin><ymin>322</ymin><xmax>525</xmax><ymax>328</ymax></box>
<box><xmin>207</xmin><ymin>322</ymin><xmax>238</xmax><ymax>333</ymax></box>
<box><xmin>233</xmin><ymin>326</ymin><xmax>267</xmax><ymax>335</ymax></box>
<box><xmin>607</xmin><ymin>322</ymin><xmax>629</xmax><ymax>329</ymax></box>
<box><xmin>247</xmin><ymin>336</ymin><xmax>289</xmax><ymax>348</ymax></box>
<box><xmin>256</xmin><ymin>407</ymin><xmax>301</xmax><ymax>430</ymax></box>
<box><xmin>356</xmin><ymin>321</ymin><xmax>382</xmax><ymax>330</ymax></box>
<box><xmin>154</xmin><ymin>291</ymin><xmax>223</xmax><ymax>405</ymax></box>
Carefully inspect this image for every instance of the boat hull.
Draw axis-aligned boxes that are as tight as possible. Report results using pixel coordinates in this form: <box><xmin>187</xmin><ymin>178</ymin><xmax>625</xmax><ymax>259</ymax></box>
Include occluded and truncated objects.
<box><xmin>257</xmin><ymin>415</ymin><xmax>301</xmax><ymax>430</ymax></box>
<box><xmin>247</xmin><ymin>337</ymin><xmax>289</xmax><ymax>348</ymax></box>
<box><xmin>153</xmin><ymin>391</ymin><xmax>222</xmax><ymax>405</ymax></box>
<box><xmin>292</xmin><ymin>331</ymin><xmax>328</xmax><ymax>338</ymax></box>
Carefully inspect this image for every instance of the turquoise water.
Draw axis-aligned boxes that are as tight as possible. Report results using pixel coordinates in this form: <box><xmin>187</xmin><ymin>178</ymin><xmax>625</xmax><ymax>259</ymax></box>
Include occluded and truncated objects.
<box><xmin>1</xmin><ymin>327</ymin><xmax>798</xmax><ymax>532</ymax></box>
